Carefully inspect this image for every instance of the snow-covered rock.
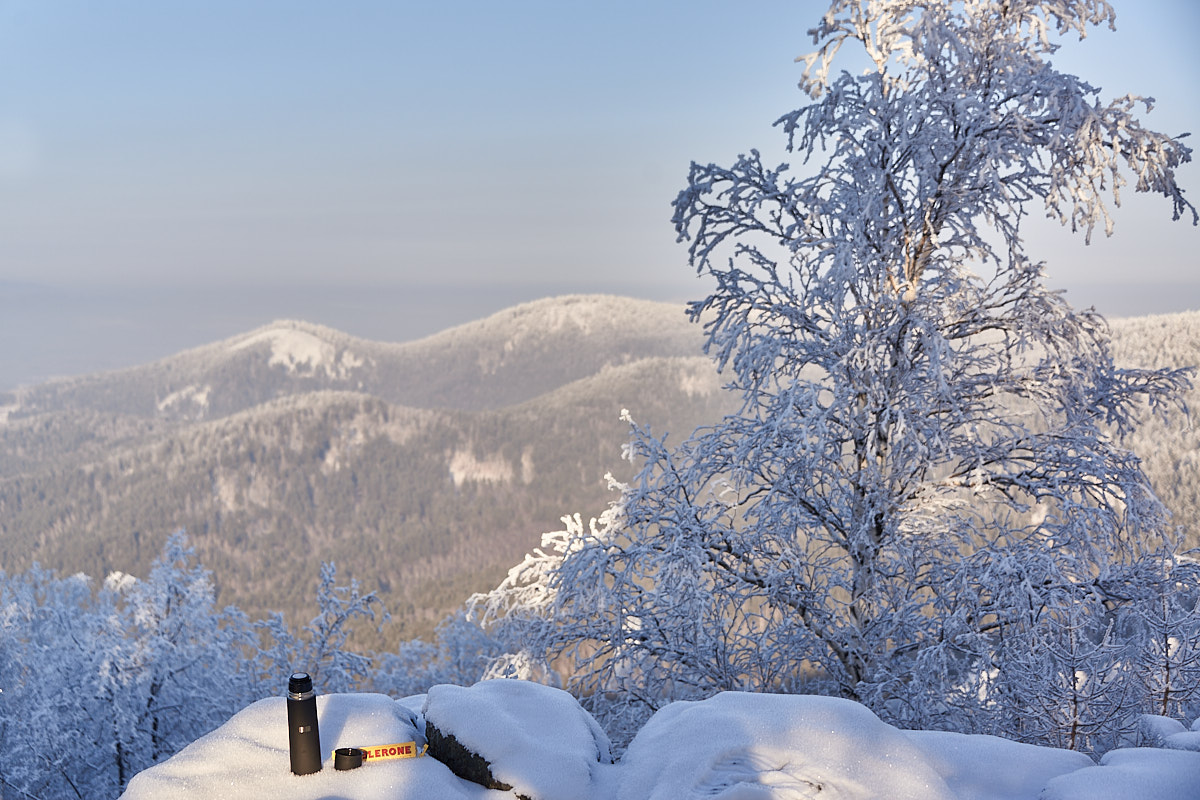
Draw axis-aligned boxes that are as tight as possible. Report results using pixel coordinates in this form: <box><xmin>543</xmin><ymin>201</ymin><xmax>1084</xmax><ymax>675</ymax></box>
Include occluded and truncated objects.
<box><xmin>119</xmin><ymin>693</ymin><xmax>496</xmax><ymax>800</ymax></box>
<box><xmin>617</xmin><ymin>692</ymin><xmax>956</xmax><ymax>800</ymax></box>
<box><xmin>422</xmin><ymin>679</ymin><xmax>613</xmax><ymax>800</ymax></box>
<box><xmin>1040</xmin><ymin>747</ymin><xmax>1200</xmax><ymax>800</ymax></box>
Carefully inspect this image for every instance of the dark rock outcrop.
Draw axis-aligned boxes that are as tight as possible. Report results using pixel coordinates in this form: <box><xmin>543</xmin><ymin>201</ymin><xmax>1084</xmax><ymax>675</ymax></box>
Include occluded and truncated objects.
<box><xmin>425</xmin><ymin>721</ymin><xmax>524</xmax><ymax>797</ymax></box>
<box><xmin>420</xmin><ymin>680</ymin><xmax>613</xmax><ymax>800</ymax></box>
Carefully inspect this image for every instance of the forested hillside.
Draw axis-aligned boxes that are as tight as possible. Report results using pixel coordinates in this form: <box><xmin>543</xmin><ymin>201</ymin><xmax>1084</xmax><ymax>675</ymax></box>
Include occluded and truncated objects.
<box><xmin>0</xmin><ymin>296</ymin><xmax>733</xmax><ymax>649</ymax></box>
<box><xmin>1109</xmin><ymin>311</ymin><xmax>1200</xmax><ymax>551</ymax></box>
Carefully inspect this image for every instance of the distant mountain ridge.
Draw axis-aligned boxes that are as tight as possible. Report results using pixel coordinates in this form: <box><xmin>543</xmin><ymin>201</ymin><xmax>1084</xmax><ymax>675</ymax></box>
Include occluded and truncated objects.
<box><xmin>0</xmin><ymin>298</ymin><xmax>1195</xmax><ymax>653</ymax></box>
<box><xmin>9</xmin><ymin>295</ymin><xmax>708</xmax><ymax>417</ymax></box>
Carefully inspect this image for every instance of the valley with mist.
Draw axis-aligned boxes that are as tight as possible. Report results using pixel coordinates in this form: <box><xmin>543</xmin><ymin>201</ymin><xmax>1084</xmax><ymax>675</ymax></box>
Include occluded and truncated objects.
<box><xmin>1</xmin><ymin>295</ymin><xmax>1197</xmax><ymax>653</ymax></box>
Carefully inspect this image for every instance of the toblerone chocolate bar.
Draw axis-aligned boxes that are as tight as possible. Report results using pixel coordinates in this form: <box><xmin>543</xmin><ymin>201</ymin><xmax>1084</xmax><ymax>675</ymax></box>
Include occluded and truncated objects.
<box><xmin>333</xmin><ymin>742</ymin><xmax>426</xmax><ymax>763</ymax></box>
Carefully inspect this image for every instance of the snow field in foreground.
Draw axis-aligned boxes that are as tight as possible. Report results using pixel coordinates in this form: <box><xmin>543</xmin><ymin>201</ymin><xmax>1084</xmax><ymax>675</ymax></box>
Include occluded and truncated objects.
<box><xmin>120</xmin><ymin>686</ymin><xmax>1200</xmax><ymax>800</ymax></box>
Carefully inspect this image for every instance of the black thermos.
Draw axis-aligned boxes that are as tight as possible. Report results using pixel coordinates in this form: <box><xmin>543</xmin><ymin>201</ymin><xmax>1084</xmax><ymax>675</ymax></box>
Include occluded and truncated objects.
<box><xmin>287</xmin><ymin>672</ymin><xmax>322</xmax><ymax>775</ymax></box>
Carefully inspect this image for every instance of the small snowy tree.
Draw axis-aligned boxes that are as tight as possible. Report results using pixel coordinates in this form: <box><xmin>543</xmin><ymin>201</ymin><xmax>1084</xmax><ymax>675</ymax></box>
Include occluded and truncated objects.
<box><xmin>254</xmin><ymin>561</ymin><xmax>386</xmax><ymax>693</ymax></box>
<box><xmin>371</xmin><ymin>611</ymin><xmax>505</xmax><ymax>697</ymax></box>
<box><xmin>474</xmin><ymin>0</ymin><xmax>1195</xmax><ymax>749</ymax></box>
<box><xmin>993</xmin><ymin>583</ymin><xmax>1137</xmax><ymax>753</ymax></box>
<box><xmin>1125</xmin><ymin>557</ymin><xmax>1200</xmax><ymax>722</ymax></box>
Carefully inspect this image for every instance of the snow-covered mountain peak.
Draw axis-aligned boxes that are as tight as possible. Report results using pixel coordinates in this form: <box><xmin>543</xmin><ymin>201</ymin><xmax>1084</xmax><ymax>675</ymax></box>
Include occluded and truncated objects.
<box><xmin>230</xmin><ymin>320</ymin><xmax>364</xmax><ymax>379</ymax></box>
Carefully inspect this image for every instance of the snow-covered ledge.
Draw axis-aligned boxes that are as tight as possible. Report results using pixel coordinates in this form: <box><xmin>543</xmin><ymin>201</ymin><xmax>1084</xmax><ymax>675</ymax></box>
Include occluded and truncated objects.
<box><xmin>119</xmin><ymin>693</ymin><xmax>453</xmax><ymax>799</ymax></box>
<box><xmin>120</xmin><ymin>685</ymin><xmax>1200</xmax><ymax>800</ymax></box>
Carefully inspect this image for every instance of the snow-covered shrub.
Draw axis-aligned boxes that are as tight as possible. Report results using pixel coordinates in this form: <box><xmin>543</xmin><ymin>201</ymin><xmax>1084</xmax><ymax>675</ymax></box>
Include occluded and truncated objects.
<box><xmin>0</xmin><ymin>534</ymin><xmax>257</xmax><ymax>797</ymax></box>
<box><xmin>253</xmin><ymin>560</ymin><xmax>386</xmax><ymax>694</ymax></box>
<box><xmin>0</xmin><ymin>533</ymin><xmax>383</xmax><ymax>799</ymax></box>
<box><xmin>371</xmin><ymin>611</ymin><xmax>504</xmax><ymax>697</ymax></box>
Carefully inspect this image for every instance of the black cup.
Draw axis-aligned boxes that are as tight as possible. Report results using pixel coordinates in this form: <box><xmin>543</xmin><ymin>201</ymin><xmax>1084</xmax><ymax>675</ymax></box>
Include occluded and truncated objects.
<box><xmin>334</xmin><ymin>747</ymin><xmax>364</xmax><ymax>771</ymax></box>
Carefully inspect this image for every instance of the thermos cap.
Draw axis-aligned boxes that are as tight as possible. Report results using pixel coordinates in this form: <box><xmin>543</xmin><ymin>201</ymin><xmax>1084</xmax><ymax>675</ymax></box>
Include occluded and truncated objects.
<box><xmin>334</xmin><ymin>747</ymin><xmax>364</xmax><ymax>770</ymax></box>
<box><xmin>288</xmin><ymin>672</ymin><xmax>313</xmax><ymax>694</ymax></box>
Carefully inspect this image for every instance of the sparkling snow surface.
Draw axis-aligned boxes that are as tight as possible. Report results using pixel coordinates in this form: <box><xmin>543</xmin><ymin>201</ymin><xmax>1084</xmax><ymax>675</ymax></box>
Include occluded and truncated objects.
<box><xmin>1040</xmin><ymin>748</ymin><xmax>1200</xmax><ymax>800</ymax></box>
<box><xmin>617</xmin><ymin>693</ymin><xmax>958</xmax><ymax>800</ymax></box>
<box><xmin>902</xmin><ymin>729</ymin><xmax>1093</xmax><ymax>800</ymax></box>
<box><xmin>120</xmin><ymin>690</ymin><xmax>1200</xmax><ymax>800</ymax></box>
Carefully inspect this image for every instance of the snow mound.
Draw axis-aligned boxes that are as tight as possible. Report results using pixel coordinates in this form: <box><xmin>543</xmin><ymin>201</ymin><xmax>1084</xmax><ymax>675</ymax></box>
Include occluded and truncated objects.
<box><xmin>119</xmin><ymin>693</ymin><xmax>493</xmax><ymax>800</ymax></box>
<box><xmin>1040</xmin><ymin>747</ymin><xmax>1200</xmax><ymax>800</ymax></box>
<box><xmin>1135</xmin><ymin>714</ymin><xmax>1200</xmax><ymax>752</ymax></box>
<box><xmin>903</xmin><ymin>729</ymin><xmax>1093</xmax><ymax>800</ymax></box>
<box><xmin>423</xmin><ymin>679</ymin><xmax>612</xmax><ymax>800</ymax></box>
<box><xmin>1139</xmin><ymin>714</ymin><xmax>1188</xmax><ymax>746</ymax></box>
<box><xmin>1164</xmin><ymin>731</ymin><xmax>1200</xmax><ymax>753</ymax></box>
<box><xmin>617</xmin><ymin>692</ymin><xmax>955</xmax><ymax>800</ymax></box>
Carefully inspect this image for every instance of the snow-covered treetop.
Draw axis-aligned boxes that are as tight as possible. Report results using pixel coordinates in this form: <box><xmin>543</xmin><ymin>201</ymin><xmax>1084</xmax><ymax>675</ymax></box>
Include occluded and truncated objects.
<box><xmin>800</xmin><ymin>0</ymin><xmax>1120</xmax><ymax>95</ymax></box>
<box><xmin>680</xmin><ymin>0</ymin><xmax>1196</xmax><ymax>312</ymax></box>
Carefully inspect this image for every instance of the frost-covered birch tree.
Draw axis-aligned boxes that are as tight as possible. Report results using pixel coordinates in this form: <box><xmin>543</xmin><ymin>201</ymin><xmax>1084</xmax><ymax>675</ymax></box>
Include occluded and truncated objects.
<box><xmin>473</xmin><ymin>0</ymin><xmax>1197</xmax><ymax>749</ymax></box>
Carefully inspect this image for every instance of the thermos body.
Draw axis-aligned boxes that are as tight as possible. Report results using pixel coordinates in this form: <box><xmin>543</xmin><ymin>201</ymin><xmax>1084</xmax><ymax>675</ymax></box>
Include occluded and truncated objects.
<box><xmin>287</xmin><ymin>672</ymin><xmax>323</xmax><ymax>775</ymax></box>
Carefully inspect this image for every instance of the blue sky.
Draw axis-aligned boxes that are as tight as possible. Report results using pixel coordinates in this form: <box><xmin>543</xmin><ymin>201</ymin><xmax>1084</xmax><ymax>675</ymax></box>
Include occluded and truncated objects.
<box><xmin>0</xmin><ymin>1</ymin><xmax>1197</xmax><ymax>387</ymax></box>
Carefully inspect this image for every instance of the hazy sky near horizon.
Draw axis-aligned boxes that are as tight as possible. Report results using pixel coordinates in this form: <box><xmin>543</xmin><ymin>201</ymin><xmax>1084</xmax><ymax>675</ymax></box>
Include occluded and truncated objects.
<box><xmin>0</xmin><ymin>1</ymin><xmax>1197</xmax><ymax>388</ymax></box>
